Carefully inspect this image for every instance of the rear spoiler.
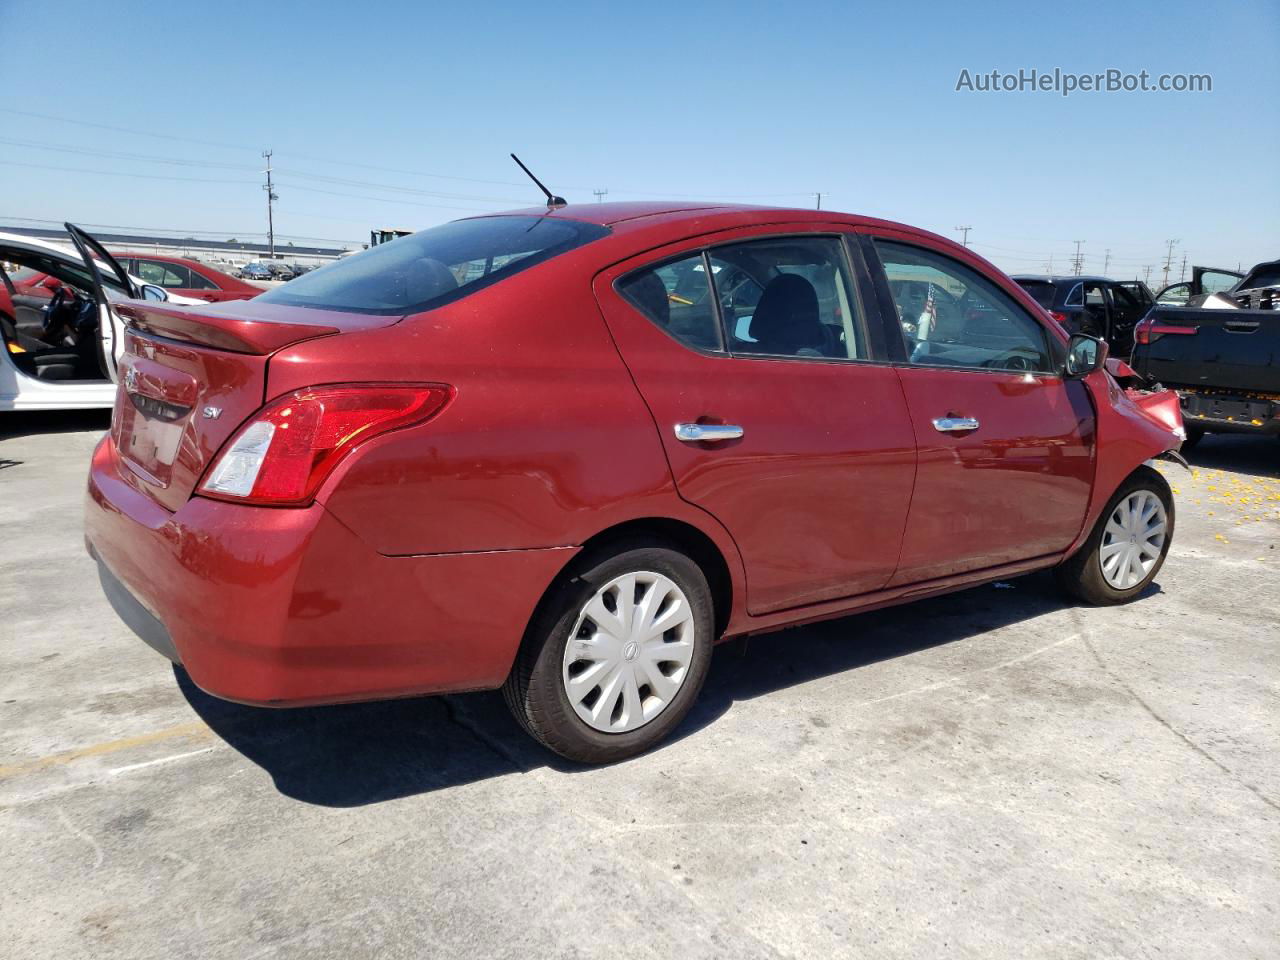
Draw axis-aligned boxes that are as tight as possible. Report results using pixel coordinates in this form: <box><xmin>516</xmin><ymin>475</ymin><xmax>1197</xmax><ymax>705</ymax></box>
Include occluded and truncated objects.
<box><xmin>115</xmin><ymin>303</ymin><xmax>342</xmax><ymax>355</ymax></box>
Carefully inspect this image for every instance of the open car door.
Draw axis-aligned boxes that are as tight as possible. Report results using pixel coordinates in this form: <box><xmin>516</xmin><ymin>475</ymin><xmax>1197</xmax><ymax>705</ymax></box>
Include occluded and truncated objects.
<box><xmin>65</xmin><ymin>222</ymin><xmax>140</xmax><ymax>383</ymax></box>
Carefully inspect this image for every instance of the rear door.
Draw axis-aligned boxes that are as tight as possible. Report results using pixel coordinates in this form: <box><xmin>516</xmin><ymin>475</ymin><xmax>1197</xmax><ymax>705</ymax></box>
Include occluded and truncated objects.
<box><xmin>862</xmin><ymin>233</ymin><xmax>1095</xmax><ymax>584</ymax></box>
<box><xmin>594</xmin><ymin>227</ymin><xmax>917</xmax><ymax>615</ymax></box>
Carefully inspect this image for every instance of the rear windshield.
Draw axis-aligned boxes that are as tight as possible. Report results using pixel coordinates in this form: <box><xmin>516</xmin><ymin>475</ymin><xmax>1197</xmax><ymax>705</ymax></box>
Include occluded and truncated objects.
<box><xmin>1014</xmin><ymin>279</ymin><xmax>1058</xmax><ymax>308</ymax></box>
<box><xmin>1240</xmin><ymin>264</ymin><xmax>1280</xmax><ymax>289</ymax></box>
<box><xmin>257</xmin><ymin>216</ymin><xmax>609</xmax><ymax>315</ymax></box>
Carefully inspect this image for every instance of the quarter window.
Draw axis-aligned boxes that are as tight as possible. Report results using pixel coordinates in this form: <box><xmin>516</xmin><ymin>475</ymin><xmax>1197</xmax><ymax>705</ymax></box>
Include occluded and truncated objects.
<box><xmin>875</xmin><ymin>240</ymin><xmax>1054</xmax><ymax>373</ymax></box>
<box><xmin>618</xmin><ymin>253</ymin><xmax>723</xmax><ymax>352</ymax></box>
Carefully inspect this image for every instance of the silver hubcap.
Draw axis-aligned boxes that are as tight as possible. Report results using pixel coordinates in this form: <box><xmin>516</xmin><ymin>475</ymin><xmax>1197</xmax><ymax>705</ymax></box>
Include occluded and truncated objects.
<box><xmin>562</xmin><ymin>571</ymin><xmax>696</xmax><ymax>734</ymax></box>
<box><xmin>1100</xmin><ymin>490</ymin><xmax>1167</xmax><ymax>590</ymax></box>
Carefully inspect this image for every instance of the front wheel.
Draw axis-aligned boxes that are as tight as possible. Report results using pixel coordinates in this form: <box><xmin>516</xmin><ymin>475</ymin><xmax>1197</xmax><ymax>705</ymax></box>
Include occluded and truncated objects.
<box><xmin>1056</xmin><ymin>466</ymin><xmax>1174</xmax><ymax>605</ymax></box>
<box><xmin>503</xmin><ymin>541</ymin><xmax>715</xmax><ymax>764</ymax></box>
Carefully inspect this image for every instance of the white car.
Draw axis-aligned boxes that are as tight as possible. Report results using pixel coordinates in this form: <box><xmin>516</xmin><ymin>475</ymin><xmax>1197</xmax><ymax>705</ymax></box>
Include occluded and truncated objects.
<box><xmin>0</xmin><ymin>226</ymin><xmax>201</xmax><ymax>412</ymax></box>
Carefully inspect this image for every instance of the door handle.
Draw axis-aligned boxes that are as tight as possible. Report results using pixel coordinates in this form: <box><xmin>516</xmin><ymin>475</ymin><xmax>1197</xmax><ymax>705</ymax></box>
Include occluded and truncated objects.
<box><xmin>932</xmin><ymin>416</ymin><xmax>980</xmax><ymax>433</ymax></box>
<box><xmin>674</xmin><ymin>423</ymin><xmax>744</xmax><ymax>443</ymax></box>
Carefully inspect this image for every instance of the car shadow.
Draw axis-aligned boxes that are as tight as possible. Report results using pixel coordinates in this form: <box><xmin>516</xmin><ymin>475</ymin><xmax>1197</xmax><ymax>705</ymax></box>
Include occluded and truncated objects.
<box><xmin>180</xmin><ymin>570</ymin><xmax>1099</xmax><ymax>807</ymax></box>
<box><xmin>1183</xmin><ymin>434</ymin><xmax>1280</xmax><ymax>480</ymax></box>
<box><xmin>0</xmin><ymin>408</ymin><xmax>111</xmax><ymax>441</ymax></box>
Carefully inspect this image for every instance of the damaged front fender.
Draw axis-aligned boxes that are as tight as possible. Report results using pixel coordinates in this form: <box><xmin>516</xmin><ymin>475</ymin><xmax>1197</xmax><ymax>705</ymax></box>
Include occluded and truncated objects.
<box><xmin>1064</xmin><ymin>369</ymin><xmax>1185</xmax><ymax>559</ymax></box>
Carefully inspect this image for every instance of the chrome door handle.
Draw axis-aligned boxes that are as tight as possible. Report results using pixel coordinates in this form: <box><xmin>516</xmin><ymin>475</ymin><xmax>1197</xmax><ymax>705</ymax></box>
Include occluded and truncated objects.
<box><xmin>932</xmin><ymin>416</ymin><xmax>980</xmax><ymax>433</ymax></box>
<box><xmin>674</xmin><ymin>423</ymin><xmax>744</xmax><ymax>443</ymax></box>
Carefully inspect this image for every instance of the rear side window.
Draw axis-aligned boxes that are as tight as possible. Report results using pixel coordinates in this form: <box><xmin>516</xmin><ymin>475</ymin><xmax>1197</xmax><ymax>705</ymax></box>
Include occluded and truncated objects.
<box><xmin>257</xmin><ymin>216</ymin><xmax>609</xmax><ymax>315</ymax></box>
<box><xmin>1014</xmin><ymin>279</ymin><xmax>1057</xmax><ymax>309</ymax></box>
<box><xmin>617</xmin><ymin>253</ymin><xmax>724</xmax><ymax>352</ymax></box>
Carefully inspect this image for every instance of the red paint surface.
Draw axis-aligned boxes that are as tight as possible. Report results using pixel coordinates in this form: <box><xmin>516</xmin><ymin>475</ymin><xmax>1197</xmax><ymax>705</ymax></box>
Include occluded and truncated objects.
<box><xmin>86</xmin><ymin>203</ymin><xmax>1182</xmax><ymax>707</ymax></box>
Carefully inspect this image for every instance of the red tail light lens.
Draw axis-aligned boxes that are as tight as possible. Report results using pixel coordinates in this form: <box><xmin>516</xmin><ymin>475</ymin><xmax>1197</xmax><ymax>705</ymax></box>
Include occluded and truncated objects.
<box><xmin>1135</xmin><ymin>318</ymin><xmax>1198</xmax><ymax>345</ymax></box>
<box><xmin>1048</xmin><ymin>311</ymin><xmax>1069</xmax><ymax>327</ymax></box>
<box><xmin>200</xmin><ymin>383</ymin><xmax>452</xmax><ymax>506</ymax></box>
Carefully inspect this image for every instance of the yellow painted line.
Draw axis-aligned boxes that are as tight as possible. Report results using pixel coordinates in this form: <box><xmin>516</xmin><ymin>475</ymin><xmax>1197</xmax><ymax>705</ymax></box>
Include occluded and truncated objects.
<box><xmin>0</xmin><ymin>721</ymin><xmax>213</xmax><ymax>781</ymax></box>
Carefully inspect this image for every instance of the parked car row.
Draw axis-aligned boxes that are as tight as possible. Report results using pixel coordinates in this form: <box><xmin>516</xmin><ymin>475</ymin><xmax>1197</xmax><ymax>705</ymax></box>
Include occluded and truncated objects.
<box><xmin>236</xmin><ymin>261</ymin><xmax>316</xmax><ymax>281</ymax></box>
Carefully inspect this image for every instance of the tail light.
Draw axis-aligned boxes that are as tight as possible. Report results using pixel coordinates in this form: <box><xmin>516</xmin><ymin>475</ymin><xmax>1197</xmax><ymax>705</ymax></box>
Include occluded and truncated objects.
<box><xmin>1048</xmin><ymin>311</ymin><xmax>1069</xmax><ymax>327</ymax></box>
<box><xmin>199</xmin><ymin>383</ymin><xmax>452</xmax><ymax>506</ymax></box>
<box><xmin>1135</xmin><ymin>317</ymin><xmax>1198</xmax><ymax>345</ymax></box>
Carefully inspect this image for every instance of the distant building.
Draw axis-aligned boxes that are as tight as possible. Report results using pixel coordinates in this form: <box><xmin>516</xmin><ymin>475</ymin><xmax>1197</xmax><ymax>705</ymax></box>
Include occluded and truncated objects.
<box><xmin>0</xmin><ymin>225</ymin><xmax>352</xmax><ymax>269</ymax></box>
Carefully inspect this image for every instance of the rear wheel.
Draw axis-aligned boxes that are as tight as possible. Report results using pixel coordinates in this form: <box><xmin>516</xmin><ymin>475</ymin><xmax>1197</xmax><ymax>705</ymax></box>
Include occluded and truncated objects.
<box><xmin>503</xmin><ymin>541</ymin><xmax>714</xmax><ymax>764</ymax></box>
<box><xmin>1056</xmin><ymin>466</ymin><xmax>1174</xmax><ymax>605</ymax></box>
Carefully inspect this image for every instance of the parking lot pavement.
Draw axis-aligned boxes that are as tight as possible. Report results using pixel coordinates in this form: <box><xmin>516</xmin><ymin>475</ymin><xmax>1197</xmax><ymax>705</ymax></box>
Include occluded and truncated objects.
<box><xmin>1</xmin><ymin>412</ymin><xmax>1276</xmax><ymax>960</ymax></box>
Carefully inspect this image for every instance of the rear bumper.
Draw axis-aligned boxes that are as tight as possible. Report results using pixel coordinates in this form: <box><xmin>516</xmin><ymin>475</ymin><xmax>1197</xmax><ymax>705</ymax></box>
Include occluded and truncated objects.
<box><xmin>85</xmin><ymin>436</ymin><xmax>576</xmax><ymax>706</ymax></box>
<box><xmin>1178</xmin><ymin>390</ymin><xmax>1280</xmax><ymax>436</ymax></box>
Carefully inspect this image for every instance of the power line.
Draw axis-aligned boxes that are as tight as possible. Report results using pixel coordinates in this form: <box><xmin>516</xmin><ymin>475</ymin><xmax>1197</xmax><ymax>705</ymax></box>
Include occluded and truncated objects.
<box><xmin>0</xmin><ymin>158</ymin><xmax>256</xmax><ymax>185</ymax></box>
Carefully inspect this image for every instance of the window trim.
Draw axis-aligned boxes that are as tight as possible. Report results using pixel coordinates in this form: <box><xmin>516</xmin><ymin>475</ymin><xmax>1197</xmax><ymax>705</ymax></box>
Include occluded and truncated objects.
<box><xmin>862</xmin><ymin>234</ymin><xmax>1067</xmax><ymax>379</ymax></box>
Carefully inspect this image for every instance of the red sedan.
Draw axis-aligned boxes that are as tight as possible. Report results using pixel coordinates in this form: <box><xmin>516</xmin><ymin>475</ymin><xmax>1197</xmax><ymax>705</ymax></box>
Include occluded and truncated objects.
<box><xmin>85</xmin><ymin>202</ymin><xmax>1185</xmax><ymax>763</ymax></box>
<box><xmin>110</xmin><ymin>253</ymin><xmax>263</xmax><ymax>302</ymax></box>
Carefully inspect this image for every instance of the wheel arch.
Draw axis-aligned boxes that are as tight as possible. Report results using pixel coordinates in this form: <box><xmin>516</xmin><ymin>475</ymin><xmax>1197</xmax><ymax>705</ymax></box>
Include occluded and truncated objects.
<box><xmin>525</xmin><ymin>516</ymin><xmax>738</xmax><ymax>657</ymax></box>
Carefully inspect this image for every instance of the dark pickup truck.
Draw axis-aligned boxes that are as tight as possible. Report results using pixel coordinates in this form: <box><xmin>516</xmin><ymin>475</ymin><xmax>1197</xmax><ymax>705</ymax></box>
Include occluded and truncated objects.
<box><xmin>1130</xmin><ymin>262</ymin><xmax>1280</xmax><ymax>446</ymax></box>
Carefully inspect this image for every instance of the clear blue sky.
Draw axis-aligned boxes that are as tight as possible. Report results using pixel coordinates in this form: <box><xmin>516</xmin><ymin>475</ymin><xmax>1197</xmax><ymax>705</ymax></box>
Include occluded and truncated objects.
<box><xmin>1</xmin><ymin>0</ymin><xmax>1276</xmax><ymax>280</ymax></box>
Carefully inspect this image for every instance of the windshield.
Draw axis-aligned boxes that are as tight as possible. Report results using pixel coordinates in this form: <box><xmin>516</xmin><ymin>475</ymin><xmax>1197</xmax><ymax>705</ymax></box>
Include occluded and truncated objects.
<box><xmin>257</xmin><ymin>216</ymin><xmax>609</xmax><ymax>315</ymax></box>
<box><xmin>1014</xmin><ymin>279</ymin><xmax>1057</xmax><ymax>308</ymax></box>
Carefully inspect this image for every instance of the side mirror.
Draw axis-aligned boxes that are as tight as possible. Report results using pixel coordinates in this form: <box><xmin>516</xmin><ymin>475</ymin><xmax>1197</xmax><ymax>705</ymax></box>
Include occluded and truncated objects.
<box><xmin>140</xmin><ymin>284</ymin><xmax>167</xmax><ymax>302</ymax></box>
<box><xmin>1065</xmin><ymin>333</ymin><xmax>1107</xmax><ymax>378</ymax></box>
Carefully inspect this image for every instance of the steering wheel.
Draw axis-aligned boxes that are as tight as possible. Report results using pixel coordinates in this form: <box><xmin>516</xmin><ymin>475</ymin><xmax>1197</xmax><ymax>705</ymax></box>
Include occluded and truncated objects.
<box><xmin>988</xmin><ymin>352</ymin><xmax>1036</xmax><ymax>372</ymax></box>
<box><xmin>42</xmin><ymin>286</ymin><xmax>69</xmax><ymax>335</ymax></box>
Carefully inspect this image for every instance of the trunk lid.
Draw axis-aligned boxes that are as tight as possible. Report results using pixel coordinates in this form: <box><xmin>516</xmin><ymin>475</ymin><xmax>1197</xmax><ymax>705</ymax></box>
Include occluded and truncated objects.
<box><xmin>110</xmin><ymin>301</ymin><xmax>401</xmax><ymax>511</ymax></box>
<box><xmin>1132</xmin><ymin>306</ymin><xmax>1280</xmax><ymax>394</ymax></box>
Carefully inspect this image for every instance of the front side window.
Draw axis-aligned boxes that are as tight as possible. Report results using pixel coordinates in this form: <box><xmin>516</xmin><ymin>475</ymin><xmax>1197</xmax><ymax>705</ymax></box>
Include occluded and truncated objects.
<box><xmin>617</xmin><ymin>253</ymin><xmax>723</xmax><ymax>352</ymax></box>
<box><xmin>713</xmin><ymin>236</ymin><xmax>864</xmax><ymax>359</ymax></box>
<box><xmin>258</xmin><ymin>216</ymin><xmax>609</xmax><ymax>315</ymax></box>
<box><xmin>875</xmin><ymin>240</ymin><xmax>1054</xmax><ymax>373</ymax></box>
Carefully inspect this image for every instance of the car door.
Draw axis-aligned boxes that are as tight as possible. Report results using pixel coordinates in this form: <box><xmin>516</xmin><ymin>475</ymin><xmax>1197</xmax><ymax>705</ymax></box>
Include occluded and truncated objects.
<box><xmin>66</xmin><ymin>223</ymin><xmax>139</xmax><ymax>382</ymax></box>
<box><xmin>1105</xmin><ymin>282</ymin><xmax>1145</xmax><ymax>354</ymax></box>
<box><xmin>594</xmin><ymin>227</ymin><xmax>916</xmax><ymax>615</ymax></box>
<box><xmin>862</xmin><ymin>232</ymin><xmax>1095</xmax><ymax>584</ymax></box>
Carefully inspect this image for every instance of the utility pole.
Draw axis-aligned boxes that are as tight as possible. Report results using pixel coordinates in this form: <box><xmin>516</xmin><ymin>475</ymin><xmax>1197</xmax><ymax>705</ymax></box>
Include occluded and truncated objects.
<box><xmin>814</xmin><ymin>192</ymin><xmax>824</xmax><ymax>210</ymax></box>
<box><xmin>1072</xmin><ymin>240</ymin><xmax>1085</xmax><ymax>276</ymax></box>
<box><xmin>955</xmin><ymin>225</ymin><xmax>972</xmax><ymax>247</ymax></box>
<box><xmin>1046</xmin><ymin>253</ymin><xmax>1054</xmax><ymax>274</ymax></box>
<box><xmin>1161</xmin><ymin>239</ymin><xmax>1179</xmax><ymax>288</ymax></box>
<box><xmin>1103</xmin><ymin>248</ymin><xmax>1111</xmax><ymax>274</ymax></box>
<box><xmin>1143</xmin><ymin>265</ymin><xmax>1152</xmax><ymax>285</ymax></box>
<box><xmin>592</xmin><ymin>188</ymin><xmax>608</xmax><ymax>203</ymax></box>
<box><xmin>262</xmin><ymin>149</ymin><xmax>277</xmax><ymax>259</ymax></box>
<box><xmin>1179</xmin><ymin>253</ymin><xmax>1187</xmax><ymax>281</ymax></box>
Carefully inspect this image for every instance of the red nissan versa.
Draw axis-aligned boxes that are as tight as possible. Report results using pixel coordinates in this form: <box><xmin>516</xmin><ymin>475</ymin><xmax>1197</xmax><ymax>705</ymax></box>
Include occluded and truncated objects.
<box><xmin>85</xmin><ymin>203</ymin><xmax>1186</xmax><ymax>763</ymax></box>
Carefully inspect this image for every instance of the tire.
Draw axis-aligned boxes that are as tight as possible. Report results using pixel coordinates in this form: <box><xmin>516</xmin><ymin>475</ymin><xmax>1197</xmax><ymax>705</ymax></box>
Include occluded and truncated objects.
<box><xmin>503</xmin><ymin>540</ymin><xmax>715</xmax><ymax>764</ymax></box>
<box><xmin>1180</xmin><ymin>426</ymin><xmax>1204</xmax><ymax>451</ymax></box>
<box><xmin>1055</xmin><ymin>465</ymin><xmax>1174</xmax><ymax>605</ymax></box>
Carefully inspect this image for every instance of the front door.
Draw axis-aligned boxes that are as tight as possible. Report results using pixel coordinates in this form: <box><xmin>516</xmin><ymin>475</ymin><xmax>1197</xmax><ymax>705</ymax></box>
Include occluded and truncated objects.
<box><xmin>865</xmin><ymin>234</ymin><xmax>1095</xmax><ymax>584</ymax></box>
<box><xmin>595</xmin><ymin>228</ymin><xmax>917</xmax><ymax>615</ymax></box>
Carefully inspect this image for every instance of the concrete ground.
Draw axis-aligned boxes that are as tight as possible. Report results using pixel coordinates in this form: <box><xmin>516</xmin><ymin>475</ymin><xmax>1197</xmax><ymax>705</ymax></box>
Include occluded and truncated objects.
<box><xmin>1</xmin><ymin>411</ymin><xmax>1276</xmax><ymax>960</ymax></box>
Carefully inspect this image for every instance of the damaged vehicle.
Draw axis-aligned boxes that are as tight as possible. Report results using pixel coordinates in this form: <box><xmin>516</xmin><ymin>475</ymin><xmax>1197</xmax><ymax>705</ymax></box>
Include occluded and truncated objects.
<box><xmin>1</xmin><ymin>227</ymin><xmax>201</xmax><ymax>413</ymax></box>
<box><xmin>1133</xmin><ymin>259</ymin><xmax>1280</xmax><ymax>447</ymax></box>
<box><xmin>85</xmin><ymin>202</ymin><xmax>1186</xmax><ymax>764</ymax></box>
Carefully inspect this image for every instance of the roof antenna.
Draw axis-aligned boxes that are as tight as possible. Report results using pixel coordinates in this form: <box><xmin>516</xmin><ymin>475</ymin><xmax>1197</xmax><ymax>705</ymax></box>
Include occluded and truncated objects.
<box><xmin>510</xmin><ymin>153</ymin><xmax>566</xmax><ymax>208</ymax></box>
